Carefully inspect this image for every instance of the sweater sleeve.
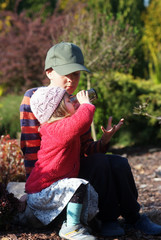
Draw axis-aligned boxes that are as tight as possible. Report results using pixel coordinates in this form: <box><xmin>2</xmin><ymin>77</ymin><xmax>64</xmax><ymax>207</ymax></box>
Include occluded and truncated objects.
<box><xmin>80</xmin><ymin>128</ymin><xmax>110</xmax><ymax>157</ymax></box>
<box><xmin>47</xmin><ymin>104</ymin><xmax>95</xmax><ymax>144</ymax></box>
<box><xmin>20</xmin><ymin>88</ymin><xmax>41</xmax><ymax>179</ymax></box>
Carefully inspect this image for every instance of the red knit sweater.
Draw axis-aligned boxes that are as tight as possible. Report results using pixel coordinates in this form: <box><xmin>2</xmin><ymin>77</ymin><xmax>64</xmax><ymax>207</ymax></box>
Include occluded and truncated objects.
<box><xmin>25</xmin><ymin>103</ymin><xmax>95</xmax><ymax>193</ymax></box>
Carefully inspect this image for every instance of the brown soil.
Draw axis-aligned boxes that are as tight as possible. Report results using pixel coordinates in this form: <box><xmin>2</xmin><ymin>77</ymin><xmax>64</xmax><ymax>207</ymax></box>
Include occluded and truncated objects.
<box><xmin>0</xmin><ymin>147</ymin><xmax>161</xmax><ymax>240</ymax></box>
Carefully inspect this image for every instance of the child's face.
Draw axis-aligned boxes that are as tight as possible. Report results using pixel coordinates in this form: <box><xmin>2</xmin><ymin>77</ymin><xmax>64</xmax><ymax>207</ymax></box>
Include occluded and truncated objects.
<box><xmin>64</xmin><ymin>94</ymin><xmax>76</xmax><ymax>115</ymax></box>
<box><xmin>48</xmin><ymin>70</ymin><xmax>80</xmax><ymax>94</ymax></box>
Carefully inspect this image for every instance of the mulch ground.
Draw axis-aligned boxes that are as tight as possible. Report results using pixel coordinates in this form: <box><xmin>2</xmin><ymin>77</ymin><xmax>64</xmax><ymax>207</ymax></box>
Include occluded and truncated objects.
<box><xmin>1</xmin><ymin>147</ymin><xmax>161</xmax><ymax>240</ymax></box>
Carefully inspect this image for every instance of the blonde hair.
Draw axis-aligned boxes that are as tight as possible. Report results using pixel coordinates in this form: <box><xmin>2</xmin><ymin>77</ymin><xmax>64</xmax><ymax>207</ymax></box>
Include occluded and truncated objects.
<box><xmin>47</xmin><ymin>92</ymin><xmax>71</xmax><ymax>123</ymax></box>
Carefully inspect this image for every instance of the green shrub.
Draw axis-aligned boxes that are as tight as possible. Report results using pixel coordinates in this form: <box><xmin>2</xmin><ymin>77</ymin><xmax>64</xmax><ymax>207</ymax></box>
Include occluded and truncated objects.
<box><xmin>1</xmin><ymin>79</ymin><xmax>161</xmax><ymax>148</ymax></box>
<box><xmin>0</xmin><ymin>94</ymin><xmax>23</xmax><ymax>138</ymax></box>
<box><xmin>90</xmin><ymin>72</ymin><xmax>161</xmax><ymax>147</ymax></box>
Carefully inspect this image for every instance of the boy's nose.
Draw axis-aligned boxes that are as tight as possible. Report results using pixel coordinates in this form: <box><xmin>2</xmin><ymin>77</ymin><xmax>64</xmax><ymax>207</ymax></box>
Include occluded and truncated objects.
<box><xmin>67</xmin><ymin>77</ymin><xmax>74</xmax><ymax>83</ymax></box>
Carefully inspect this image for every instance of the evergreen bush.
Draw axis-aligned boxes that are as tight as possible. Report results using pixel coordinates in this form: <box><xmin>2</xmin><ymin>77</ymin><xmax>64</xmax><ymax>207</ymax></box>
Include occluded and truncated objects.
<box><xmin>90</xmin><ymin>72</ymin><xmax>161</xmax><ymax>147</ymax></box>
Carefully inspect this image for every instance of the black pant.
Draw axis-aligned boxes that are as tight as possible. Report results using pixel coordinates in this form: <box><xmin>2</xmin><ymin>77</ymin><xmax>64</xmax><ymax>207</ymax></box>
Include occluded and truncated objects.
<box><xmin>79</xmin><ymin>153</ymin><xmax>140</xmax><ymax>222</ymax></box>
<box><xmin>69</xmin><ymin>184</ymin><xmax>87</xmax><ymax>204</ymax></box>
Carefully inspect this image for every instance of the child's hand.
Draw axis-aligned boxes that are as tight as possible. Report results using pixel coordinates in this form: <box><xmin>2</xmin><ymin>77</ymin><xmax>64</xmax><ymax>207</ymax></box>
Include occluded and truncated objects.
<box><xmin>100</xmin><ymin>117</ymin><xmax>124</xmax><ymax>146</ymax></box>
<box><xmin>76</xmin><ymin>90</ymin><xmax>91</xmax><ymax>104</ymax></box>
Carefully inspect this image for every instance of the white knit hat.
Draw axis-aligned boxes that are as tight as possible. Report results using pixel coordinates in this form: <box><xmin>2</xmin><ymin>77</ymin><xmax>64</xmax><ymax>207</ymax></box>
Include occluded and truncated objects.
<box><xmin>30</xmin><ymin>87</ymin><xmax>66</xmax><ymax>124</ymax></box>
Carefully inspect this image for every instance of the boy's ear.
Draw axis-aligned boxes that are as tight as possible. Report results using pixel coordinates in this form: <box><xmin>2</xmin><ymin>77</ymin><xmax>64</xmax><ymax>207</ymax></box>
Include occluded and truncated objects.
<box><xmin>46</xmin><ymin>68</ymin><xmax>54</xmax><ymax>79</ymax></box>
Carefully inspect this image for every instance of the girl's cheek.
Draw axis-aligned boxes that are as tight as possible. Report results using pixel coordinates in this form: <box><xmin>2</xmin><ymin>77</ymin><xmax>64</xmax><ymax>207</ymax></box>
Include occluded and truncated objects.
<box><xmin>74</xmin><ymin>102</ymin><xmax>80</xmax><ymax>110</ymax></box>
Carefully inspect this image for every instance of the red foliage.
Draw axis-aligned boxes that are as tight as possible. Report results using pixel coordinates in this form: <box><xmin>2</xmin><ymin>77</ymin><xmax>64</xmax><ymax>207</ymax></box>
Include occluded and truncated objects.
<box><xmin>0</xmin><ymin>10</ymin><xmax>72</xmax><ymax>93</ymax></box>
<box><xmin>0</xmin><ymin>135</ymin><xmax>25</xmax><ymax>186</ymax></box>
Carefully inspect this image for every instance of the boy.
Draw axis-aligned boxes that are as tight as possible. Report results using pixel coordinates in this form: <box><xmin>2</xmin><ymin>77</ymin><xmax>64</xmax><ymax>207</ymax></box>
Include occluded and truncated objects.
<box><xmin>20</xmin><ymin>42</ymin><xmax>161</xmax><ymax>237</ymax></box>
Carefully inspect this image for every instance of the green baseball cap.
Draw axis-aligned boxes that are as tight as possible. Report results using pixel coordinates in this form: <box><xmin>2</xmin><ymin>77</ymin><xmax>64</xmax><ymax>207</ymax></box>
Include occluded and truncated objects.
<box><xmin>44</xmin><ymin>42</ymin><xmax>90</xmax><ymax>75</ymax></box>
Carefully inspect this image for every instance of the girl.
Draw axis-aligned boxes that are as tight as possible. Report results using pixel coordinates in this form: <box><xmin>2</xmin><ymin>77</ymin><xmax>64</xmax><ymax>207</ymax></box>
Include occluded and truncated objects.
<box><xmin>25</xmin><ymin>86</ymin><xmax>98</xmax><ymax>240</ymax></box>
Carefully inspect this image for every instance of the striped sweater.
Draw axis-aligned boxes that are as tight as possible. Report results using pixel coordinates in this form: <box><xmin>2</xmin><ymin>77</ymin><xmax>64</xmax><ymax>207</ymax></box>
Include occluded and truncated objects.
<box><xmin>20</xmin><ymin>87</ymin><xmax>109</xmax><ymax>179</ymax></box>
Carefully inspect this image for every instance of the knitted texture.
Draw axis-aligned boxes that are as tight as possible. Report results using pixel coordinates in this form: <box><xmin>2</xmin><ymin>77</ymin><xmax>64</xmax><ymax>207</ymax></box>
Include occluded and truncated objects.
<box><xmin>30</xmin><ymin>87</ymin><xmax>66</xmax><ymax>124</ymax></box>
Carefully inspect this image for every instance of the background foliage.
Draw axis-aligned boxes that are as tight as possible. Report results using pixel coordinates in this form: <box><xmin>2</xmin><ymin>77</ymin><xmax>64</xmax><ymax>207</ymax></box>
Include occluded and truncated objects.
<box><xmin>0</xmin><ymin>135</ymin><xmax>25</xmax><ymax>185</ymax></box>
<box><xmin>0</xmin><ymin>95</ymin><xmax>22</xmax><ymax>137</ymax></box>
<box><xmin>142</xmin><ymin>0</ymin><xmax>161</xmax><ymax>83</ymax></box>
<box><xmin>0</xmin><ymin>0</ymin><xmax>161</xmax><ymax>147</ymax></box>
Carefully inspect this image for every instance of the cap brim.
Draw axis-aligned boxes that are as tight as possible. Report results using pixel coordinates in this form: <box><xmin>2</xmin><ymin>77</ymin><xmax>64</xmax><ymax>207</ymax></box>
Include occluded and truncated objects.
<box><xmin>52</xmin><ymin>63</ymin><xmax>90</xmax><ymax>76</ymax></box>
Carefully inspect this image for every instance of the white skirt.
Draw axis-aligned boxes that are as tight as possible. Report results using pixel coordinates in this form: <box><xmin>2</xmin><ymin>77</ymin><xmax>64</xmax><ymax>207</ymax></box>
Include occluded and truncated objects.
<box><xmin>27</xmin><ymin>178</ymin><xmax>99</xmax><ymax>225</ymax></box>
